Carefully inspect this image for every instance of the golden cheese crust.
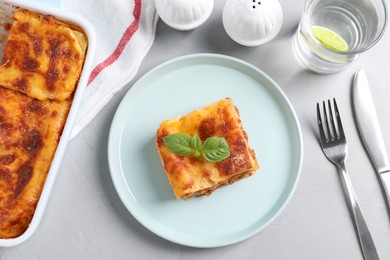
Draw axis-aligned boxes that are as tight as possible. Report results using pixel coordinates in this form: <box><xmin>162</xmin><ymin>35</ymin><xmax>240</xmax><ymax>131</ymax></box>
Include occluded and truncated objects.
<box><xmin>0</xmin><ymin>10</ymin><xmax>87</xmax><ymax>238</ymax></box>
<box><xmin>0</xmin><ymin>10</ymin><xmax>87</xmax><ymax>101</ymax></box>
<box><xmin>0</xmin><ymin>87</ymin><xmax>71</xmax><ymax>238</ymax></box>
<box><xmin>155</xmin><ymin>98</ymin><xmax>259</xmax><ymax>199</ymax></box>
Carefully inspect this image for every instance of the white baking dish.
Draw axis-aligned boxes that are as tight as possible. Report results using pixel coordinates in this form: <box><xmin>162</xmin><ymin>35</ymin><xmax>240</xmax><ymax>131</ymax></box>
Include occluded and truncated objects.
<box><xmin>0</xmin><ymin>0</ymin><xmax>96</xmax><ymax>247</ymax></box>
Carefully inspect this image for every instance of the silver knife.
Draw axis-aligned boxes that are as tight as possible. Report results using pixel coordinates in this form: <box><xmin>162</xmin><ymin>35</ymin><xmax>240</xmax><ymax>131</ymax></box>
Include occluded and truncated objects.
<box><xmin>352</xmin><ymin>69</ymin><xmax>390</xmax><ymax>210</ymax></box>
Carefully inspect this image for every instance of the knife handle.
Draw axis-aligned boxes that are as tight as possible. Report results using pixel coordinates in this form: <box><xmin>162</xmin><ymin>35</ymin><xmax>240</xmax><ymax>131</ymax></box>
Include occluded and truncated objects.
<box><xmin>379</xmin><ymin>171</ymin><xmax>390</xmax><ymax>211</ymax></box>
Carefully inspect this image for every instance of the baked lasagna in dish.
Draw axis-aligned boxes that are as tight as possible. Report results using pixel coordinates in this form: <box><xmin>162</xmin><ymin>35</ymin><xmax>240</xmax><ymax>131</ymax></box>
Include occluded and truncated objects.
<box><xmin>0</xmin><ymin>10</ymin><xmax>87</xmax><ymax>238</ymax></box>
<box><xmin>155</xmin><ymin>98</ymin><xmax>259</xmax><ymax>200</ymax></box>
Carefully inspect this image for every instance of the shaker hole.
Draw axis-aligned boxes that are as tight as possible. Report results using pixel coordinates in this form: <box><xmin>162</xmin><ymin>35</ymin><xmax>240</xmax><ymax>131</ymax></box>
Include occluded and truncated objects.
<box><xmin>251</xmin><ymin>0</ymin><xmax>259</xmax><ymax>8</ymax></box>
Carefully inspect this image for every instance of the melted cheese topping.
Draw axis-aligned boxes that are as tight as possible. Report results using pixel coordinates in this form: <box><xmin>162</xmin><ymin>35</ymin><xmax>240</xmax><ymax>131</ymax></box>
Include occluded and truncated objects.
<box><xmin>0</xmin><ymin>87</ymin><xmax>71</xmax><ymax>238</ymax></box>
<box><xmin>0</xmin><ymin>10</ymin><xmax>87</xmax><ymax>238</ymax></box>
<box><xmin>0</xmin><ymin>10</ymin><xmax>87</xmax><ymax>101</ymax></box>
<box><xmin>155</xmin><ymin>98</ymin><xmax>259</xmax><ymax>199</ymax></box>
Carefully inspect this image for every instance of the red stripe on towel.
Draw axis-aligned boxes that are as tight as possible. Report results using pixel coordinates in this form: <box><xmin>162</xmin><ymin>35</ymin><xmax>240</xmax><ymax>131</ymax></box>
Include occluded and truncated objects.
<box><xmin>88</xmin><ymin>0</ymin><xmax>142</xmax><ymax>85</ymax></box>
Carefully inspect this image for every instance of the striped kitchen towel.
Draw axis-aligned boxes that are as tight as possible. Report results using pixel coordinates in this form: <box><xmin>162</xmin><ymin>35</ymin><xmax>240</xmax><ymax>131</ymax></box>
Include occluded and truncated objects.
<box><xmin>64</xmin><ymin>0</ymin><xmax>158</xmax><ymax>139</ymax></box>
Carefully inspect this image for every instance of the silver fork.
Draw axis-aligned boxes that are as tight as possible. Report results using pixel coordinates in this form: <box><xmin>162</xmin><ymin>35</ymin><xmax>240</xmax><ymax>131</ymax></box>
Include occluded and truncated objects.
<box><xmin>317</xmin><ymin>99</ymin><xmax>379</xmax><ymax>260</ymax></box>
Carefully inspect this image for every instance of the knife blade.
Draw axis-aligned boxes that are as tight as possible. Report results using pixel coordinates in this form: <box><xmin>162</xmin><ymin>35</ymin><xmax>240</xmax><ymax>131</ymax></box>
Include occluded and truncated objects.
<box><xmin>352</xmin><ymin>69</ymin><xmax>390</xmax><ymax>210</ymax></box>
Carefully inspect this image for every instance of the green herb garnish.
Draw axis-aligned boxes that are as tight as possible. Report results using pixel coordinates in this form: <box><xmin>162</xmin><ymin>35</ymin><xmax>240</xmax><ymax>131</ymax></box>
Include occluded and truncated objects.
<box><xmin>162</xmin><ymin>133</ymin><xmax>230</xmax><ymax>162</ymax></box>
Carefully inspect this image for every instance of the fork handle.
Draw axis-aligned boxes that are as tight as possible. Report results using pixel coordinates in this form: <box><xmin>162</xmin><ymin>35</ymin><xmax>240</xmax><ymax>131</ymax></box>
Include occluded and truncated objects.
<box><xmin>338</xmin><ymin>161</ymin><xmax>380</xmax><ymax>260</ymax></box>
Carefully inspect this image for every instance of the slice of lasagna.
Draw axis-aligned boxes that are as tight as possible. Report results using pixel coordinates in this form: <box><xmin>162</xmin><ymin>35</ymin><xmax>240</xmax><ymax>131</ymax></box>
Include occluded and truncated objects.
<box><xmin>155</xmin><ymin>98</ymin><xmax>259</xmax><ymax>199</ymax></box>
<box><xmin>0</xmin><ymin>10</ymin><xmax>87</xmax><ymax>238</ymax></box>
<box><xmin>0</xmin><ymin>87</ymin><xmax>71</xmax><ymax>238</ymax></box>
<box><xmin>0</xmin><ymin>10</ymin><xmax>87</xmax><ymax>101</ymax></box>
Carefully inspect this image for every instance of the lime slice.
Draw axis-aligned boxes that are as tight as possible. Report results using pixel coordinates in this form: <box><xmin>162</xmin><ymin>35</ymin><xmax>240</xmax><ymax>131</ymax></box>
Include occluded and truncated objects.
<box><xmin>312</xmin><ymin>25</ymin><xmax>349</xmax><ymax>52</ymax></box>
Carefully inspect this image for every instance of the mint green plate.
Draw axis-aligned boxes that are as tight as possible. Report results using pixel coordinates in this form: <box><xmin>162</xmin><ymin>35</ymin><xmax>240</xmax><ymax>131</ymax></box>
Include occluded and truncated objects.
<box><xmin>108</xmin><ymin>54</ymin><xmax>303</xmax><ymax>248</ymax></box>
<box><xmin>31</xmin><ymin>0</ymin><xmax>63</xmax><ymax>8</ymax></box>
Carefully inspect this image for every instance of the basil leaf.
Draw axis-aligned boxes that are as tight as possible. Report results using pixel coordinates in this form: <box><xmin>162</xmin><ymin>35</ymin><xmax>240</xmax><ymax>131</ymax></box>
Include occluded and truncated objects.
<box><xmin>191</xmin><ymin>134</ymin><xmax>202</xmax><ymax>152</ymax></box>
<box><xmin>162</xmin><ymin>133</ymin><xmax>193</xmax><ymax>156</ymax></box>
<box><xmin>193</xmin><ymin>150</ymin><xmax>201</xmax><ymax>158</ymax></box>
<box><xmin>162</xmin><ymin>133</ymin><xmax>231</xmax><ymax>162</ymax></box>
<box><xmin>202</xmin><ymin>136</ymin><xmax>230</xmax><ymax>162</ymax></box>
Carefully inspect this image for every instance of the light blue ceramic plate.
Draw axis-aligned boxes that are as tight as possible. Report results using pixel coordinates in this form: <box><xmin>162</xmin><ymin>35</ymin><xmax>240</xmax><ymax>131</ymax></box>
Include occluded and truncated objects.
<box><xmin>31</xmin><ymin>0</ymin><xmax>63</xmax><ymax>8</ymax></box>
<box><xmin>108</xmin><ymin>54</ymin><xmax>303</xmax><ymax>248</ymax></box>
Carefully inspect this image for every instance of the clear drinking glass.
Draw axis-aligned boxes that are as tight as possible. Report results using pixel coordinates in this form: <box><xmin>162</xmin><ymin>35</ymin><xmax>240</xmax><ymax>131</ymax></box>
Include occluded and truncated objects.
<box><xmin>293</xmin><ymin>0</ymin><xmax>388</xmax><ymax>73</ymax></box>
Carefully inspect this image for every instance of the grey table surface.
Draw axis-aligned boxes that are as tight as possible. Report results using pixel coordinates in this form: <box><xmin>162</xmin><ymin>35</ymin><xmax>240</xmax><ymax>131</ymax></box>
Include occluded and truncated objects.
<box><xmin>3</xmin><ymin>0</ymin><xmax>390</xmax><ymax>259</ymax></box>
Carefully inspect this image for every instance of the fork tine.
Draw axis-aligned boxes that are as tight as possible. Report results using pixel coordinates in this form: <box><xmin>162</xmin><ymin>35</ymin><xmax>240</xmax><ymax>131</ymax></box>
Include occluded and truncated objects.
<box><xmin>317</xmin><ymin>102</ymin><xmax>327</xmax><ymax>143</ymax></box>
<box><xmin>328</xmin><ymin>99</ymin><xmax>338</xmax><ymax>139</ymax></box>
<box><xmin>333</xmin><ymin>98</ymin><xmax>345</xmax><ymax>139</ymax></box>
<box><xmin>323</xmin><ymin>100</ymin><xmax>332</xmax><ymax>141</ymax></box>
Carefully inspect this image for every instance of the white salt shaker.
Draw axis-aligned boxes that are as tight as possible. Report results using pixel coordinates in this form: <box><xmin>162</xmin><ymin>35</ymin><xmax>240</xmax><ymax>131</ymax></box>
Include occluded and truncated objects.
<box><xmin>155</xmin><ymin>0</ymin><xmax>214</xmax><ymax>31</ymax></box>
<box><xmin>223</xmin><ymin>0</ymin><xmax>283</xmax><ymax>46</ymax></box>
